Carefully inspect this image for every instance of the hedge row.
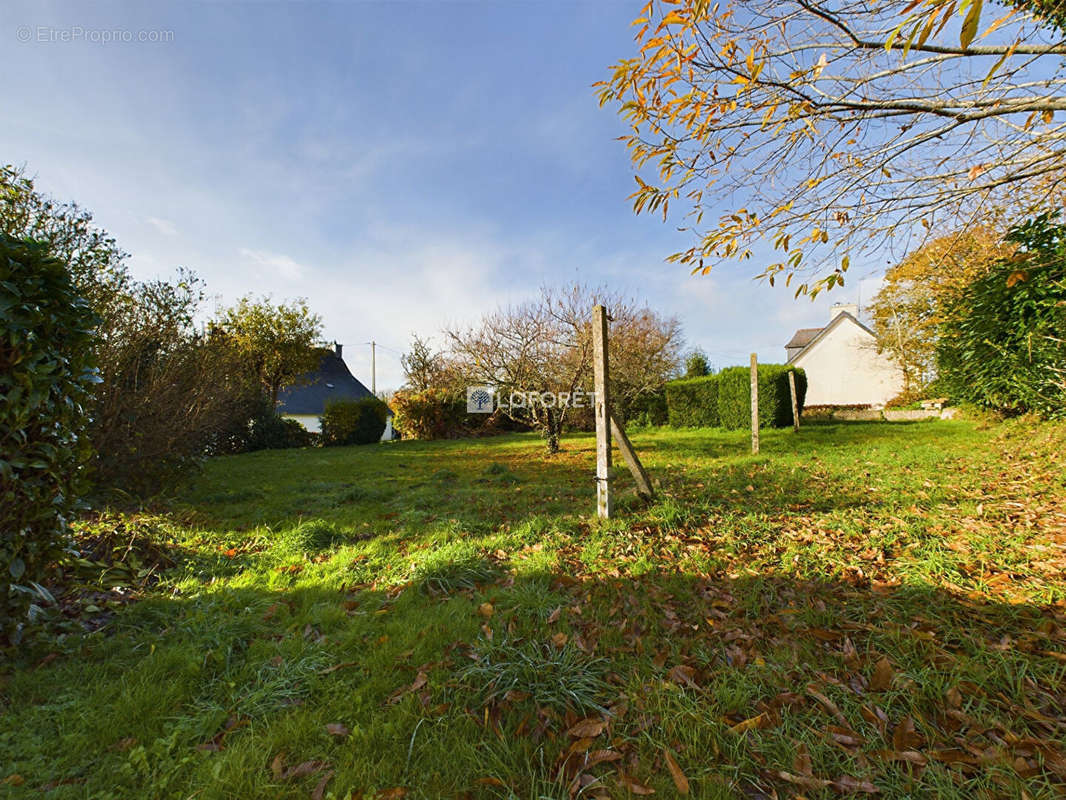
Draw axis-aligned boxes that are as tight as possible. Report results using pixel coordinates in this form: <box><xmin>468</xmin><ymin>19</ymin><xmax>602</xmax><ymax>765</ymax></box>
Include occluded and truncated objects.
<box><xmin>664</xmin><ymin>365</ymin><xmax>806</xmax><ymax>429</ymax></box>
<box><xmin>1</xmin><ymin>235</ymin><xmax>98</xmax><ymax>639</ymax></box>
<box><xmin>664</xmin><ymin>376</ymin><xmax>719</xmax><ymax>427</ymax></box>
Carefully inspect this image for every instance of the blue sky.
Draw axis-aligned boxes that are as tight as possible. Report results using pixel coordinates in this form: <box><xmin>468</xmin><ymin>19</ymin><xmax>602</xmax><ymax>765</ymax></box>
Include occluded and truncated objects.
<box><xmin>2</xmin><ymin>0</ymin><xmax>886</xmax><ymax>390</ymax></box>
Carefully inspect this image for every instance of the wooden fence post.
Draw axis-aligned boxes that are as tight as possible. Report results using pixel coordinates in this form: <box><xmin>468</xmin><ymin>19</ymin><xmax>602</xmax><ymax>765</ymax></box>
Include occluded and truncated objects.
<box><xmin>610</xmin><ymin>414</ymin><xmax>654</xmax><ymax>499</ymax></box>
<box><xmin>788</xmin><ymin>370</ymin><xmax>800</xmax><ymax>432</ymax></box>
<box><xmin>593</xmin><ymin>305</ymin><xmax>612</xmax><ymax>518</ymax></box>
<box><xmin>750</xmin><ymin>352</ymin><xmax>759</xmax><ymax>455</ymax></box>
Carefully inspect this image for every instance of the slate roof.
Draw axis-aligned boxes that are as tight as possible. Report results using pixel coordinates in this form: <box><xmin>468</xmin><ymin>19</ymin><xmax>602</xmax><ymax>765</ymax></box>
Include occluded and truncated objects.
<box><xmin>277</xmin><ymin>350</ymin><xmax>391</xmax><ymax>416</ymax></box>
<box><xmin>785</xmin><ymin>327</ymin><xmax>824</xmax><ymax>350</ymax></box>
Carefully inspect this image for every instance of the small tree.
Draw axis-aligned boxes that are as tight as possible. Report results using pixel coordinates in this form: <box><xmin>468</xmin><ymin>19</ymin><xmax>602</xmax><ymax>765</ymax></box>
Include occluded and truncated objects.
<box><xmin>683</xmin><ymin>349</ymin><xmax>711</xmax><ymax>378</ymax></box>
<box><xmin>401</xmin><ymin>335</ymin><xmax>448</xmax><ymax>391</ymax></box>
<box><xmin>447</xmin><ymin>285</ymin><xmax>682</xmax><ymax>453</ymax></box>
<box><xmin>216</xmin><ymin>296</ymin><xmax>323</xmax><ymax>406</ymax></box>
<box><xmin>868</xmin><ymin>228</ymin><xmax>1013</xmax><ymax>392</ymax></box>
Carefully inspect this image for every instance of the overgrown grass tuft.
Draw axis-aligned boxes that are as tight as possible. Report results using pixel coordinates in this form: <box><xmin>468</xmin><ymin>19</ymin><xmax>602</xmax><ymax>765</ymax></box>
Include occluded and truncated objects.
<box><xmin>413</xmin><ymin>540</ymin><xmax>504</xmax><ymax>595</ymax></box>
<box><xmin>460</xmin><ymin>637</ymin><xmax>611</xmax><ymax>715</ymax></box>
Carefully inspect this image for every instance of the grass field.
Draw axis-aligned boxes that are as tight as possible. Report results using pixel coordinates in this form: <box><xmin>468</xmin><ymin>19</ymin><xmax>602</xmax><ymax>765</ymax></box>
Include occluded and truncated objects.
<box><xmin>2</xmin><ymin>419</ymin><xmax>1065</xmax><ymax>799</ymax></box>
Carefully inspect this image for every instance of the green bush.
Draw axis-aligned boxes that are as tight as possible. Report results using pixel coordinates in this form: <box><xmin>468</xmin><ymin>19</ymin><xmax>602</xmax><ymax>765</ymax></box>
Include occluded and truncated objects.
<box><xmin>665</xmin><ymin>375</ymin><xmax>720</xmax><ymax>427</ymax></box>
<box><xmin>618</xmin><ymin>390</ymin><xmax>668</xmax><ymax>427</ymax></box>
<box><xmin>247</xmin><ymin>410</ymin><xmax>315</xmax><ymax>451</ymax></box>
<box><xmin>1</xmin><ymin>234</ymin><xmax>97</xmax><ymax>639</ymax></box>
<box><xmin>717</xmin><ymin>364</ymin><xmax>806</xmax><ymax>430</ymax></box>
<box><xmin>391</xmin><ymin>388</ymin><xmax>467</xmax><ymax>440</ymax></box>
<box><xmin>321</xmin><ymin>397</ymin><xmax>388</xmax><ymax>446</ymax></box>
<box><xmin>938</xmin><ymin>214</ymin><xmax>1066</xmax><ymax>418</ymax></box>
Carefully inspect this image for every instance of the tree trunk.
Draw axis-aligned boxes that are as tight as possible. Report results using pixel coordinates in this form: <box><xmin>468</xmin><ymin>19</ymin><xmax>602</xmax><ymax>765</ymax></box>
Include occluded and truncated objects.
<box><xmin>542</xmin><ymin>408</ymin><xmax>561</xmax><ymax>454</ymax></box>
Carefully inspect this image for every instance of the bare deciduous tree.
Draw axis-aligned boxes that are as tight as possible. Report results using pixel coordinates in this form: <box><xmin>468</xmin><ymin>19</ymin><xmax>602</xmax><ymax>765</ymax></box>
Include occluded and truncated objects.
<box><xmin>446</xmin><ymin>285</ymin><xmax>681</xmax><ymax>453</ymax></box>
<box><xmin>597</xmin><ymin>1</ymin><xmax>1066</xmax><ymax>293</ymax></box>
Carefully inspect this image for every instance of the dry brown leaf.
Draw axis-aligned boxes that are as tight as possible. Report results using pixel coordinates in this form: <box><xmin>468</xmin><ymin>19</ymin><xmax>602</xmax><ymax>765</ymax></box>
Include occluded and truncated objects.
<box><xmin>478</xmin><ymin>602</ymin><xmax>494</xmax><ymax>618</ymax></box>
<box><xmin>663</xmin><ymin>749</ymin><xmax>690</xmax><ymax>795</ymax></box>
<box><xmin>546</xmin><ymin>606</ymin><xmax>562</xmax><ymax>624</ymax></box>
<box><xmin>377</xmin><ymin>789</ymin><xmax>408</xmax><ymax>799</ymax></box>
<box><xmin>945</xmin><ymin>686</ymin><xmax>962</xmax><ymax>708</ymax></box>
<box><xmin>584</xmin><ymin>750</ymin><xmax>622</xmax><ymax>768</ymax></box>
<box><xmin>551</xmin><ymin>632</ymin><xmax>569</xmax><ymax>648</ymax></box>
<box><xmin>793</xmin><ymin>742</ymin><xmax>814</xmax><ymax>776</ymax></box>
<box><xmin>325</xmin><ymin>723</ymin><xmax>350</xmax><ymax>738</ymax></box>
<box><xmin>806</xmin><ymin>688</ymin><xmax>850</xmax><ymax>727</ymax></box>
<box><xmin>3</xmin><ymin>775</ymin><xmax>25</xmax><ymax>787</ymax></box>
<box><xmin>892</xmin><ymin>716</ymin><xmax>924</xmax><ymax>751</ymax></box>
<box><xmin>667</xmin><ymin>664</ymin><xmax>700</xmax><ymax>690</ymax></box>
<box><xmin>728</xmin><ymin>712</ymin><xmax>770</xmax><ymax>734</ymax></box>
<box><xmin>776</xmin><ymin>770</ymin><xmax>831</xmax><ymax>790</ymax></box>
<box><xmin>869</xmin><ymin>657</ymin><xmax>894</xmax><ymax>692</ymax></box>
<box><xmin>311</xmin><ymin>770</ymin><xmax>334</xmax><ymax>800</ymax></box>
<box><xmin>270</xmin><ymin>752</ymin><xmax>286</xmax><ymax>780</ymax></box>
<box><xmin>617</xmin><ymin>773</ymin><xmax>656</xmax><ymax>795</ymax></box>
<box><xmin>567</xmin><ymin>718</ymin><xmax>607</xmax><ymax>738</ymax></box>
<box><xmin>283</xmin><ymin>760</ymin><xmax>328</xmax><ymax>781</ymax></box>
<box><xmin>831</xmin><ymin>775</ymin><xmax>881</xmax><ymax>793</ymax></box>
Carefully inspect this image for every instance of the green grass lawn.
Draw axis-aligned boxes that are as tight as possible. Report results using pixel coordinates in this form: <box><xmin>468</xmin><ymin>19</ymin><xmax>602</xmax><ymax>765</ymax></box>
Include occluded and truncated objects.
<box><xmin>3</xmin><ymin>420</ymin><xmax>1065</xmax><ymax>799</ymax></box>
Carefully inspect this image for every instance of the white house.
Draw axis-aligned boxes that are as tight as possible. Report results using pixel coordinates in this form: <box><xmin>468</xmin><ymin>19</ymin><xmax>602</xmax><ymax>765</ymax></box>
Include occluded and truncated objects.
<box><xmin>277</xmin><ymin>343</ymin><xmax>395</xmax><ymax>441</ymax></box>
<box><xmin>785</xmin><ymin>303</ymin><xmax>905</xmax><ymax>407</ymax></box>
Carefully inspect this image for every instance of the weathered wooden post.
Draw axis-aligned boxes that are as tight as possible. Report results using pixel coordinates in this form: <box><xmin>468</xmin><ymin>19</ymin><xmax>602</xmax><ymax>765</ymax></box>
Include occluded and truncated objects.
<box><xmin>610</xmin><ymin>415</ymin><xmax>654</xmax><ymax>499</ymax></box>
<box><xmin>750</xmin><ymin>352</ymin><xmax>759</xmax><ymax>455</ymax></box>
<box><xmin>788</xmin><ymin>370</ymin><xmax>800</xmax><ymax>432</ymax></box>
<box><xmin>592</xmin><ymin>305</ymin><xmax>612</xmax><ymax>518</ymax></box>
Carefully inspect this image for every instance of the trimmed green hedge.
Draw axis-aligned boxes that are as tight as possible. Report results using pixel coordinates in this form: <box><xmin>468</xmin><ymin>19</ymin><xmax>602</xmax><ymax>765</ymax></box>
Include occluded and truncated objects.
<box><xmin>664</xmin><ymin>376</ymin><xmax>719</xmax><ymax>427</ymax></box>
<box><xmin>1</xmin><ymin>234</ymin><xmax>97</xmax><ymax>639</ymax></box>
<box><xmin>665</xmin><ymin>365</ymin><xmax>805</xmax><ymax>429</ymax></box>
<box><xmin>719</xmin><ymin>364</ymin><xmax>807</xmax><ymax>429</ymax></box>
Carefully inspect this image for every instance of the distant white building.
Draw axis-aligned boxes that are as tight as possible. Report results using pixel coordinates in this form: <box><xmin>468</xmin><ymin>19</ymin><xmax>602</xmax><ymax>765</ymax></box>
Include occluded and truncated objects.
<box><xmin>785</xmin><ymin>303</ymin><xmax>905</xmax><ymax>407</ymax></box>
<box><xmin>277</xmin><ymin>343</ymin><xmax>395</xmax><ymax>440</ymax></box>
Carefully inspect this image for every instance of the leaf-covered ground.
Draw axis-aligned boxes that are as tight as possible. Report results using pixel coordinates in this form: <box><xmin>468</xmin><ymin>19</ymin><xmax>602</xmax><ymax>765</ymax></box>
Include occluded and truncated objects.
<box><xmin>2</xmin><ymin>419</ymin><xmax>1065</xmax><ymax>799</ymax></box>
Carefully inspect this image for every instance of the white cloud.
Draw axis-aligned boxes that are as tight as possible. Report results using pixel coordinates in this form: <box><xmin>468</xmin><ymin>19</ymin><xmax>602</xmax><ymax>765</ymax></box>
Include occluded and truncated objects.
<box><xmin>238</xmin><ymin>248</ymin><xmax>307</xmax><ymax>282</ymax></box>
<box><xmin>146</xmin><ymin>216</ymin><xmax>177</xmax><ymax>236</ymax></box>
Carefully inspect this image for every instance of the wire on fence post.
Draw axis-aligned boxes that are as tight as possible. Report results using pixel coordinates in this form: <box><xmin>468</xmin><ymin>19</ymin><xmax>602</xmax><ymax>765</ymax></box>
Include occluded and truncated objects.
<box><xmin>593</xmin><ymin>305</ymin><xmax>612</xmax><ymax>518</ymax></box>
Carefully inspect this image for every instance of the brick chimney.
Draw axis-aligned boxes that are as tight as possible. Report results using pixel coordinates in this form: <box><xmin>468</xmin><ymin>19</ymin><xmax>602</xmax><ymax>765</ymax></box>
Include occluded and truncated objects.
<box><xmin>333</xmin><ymin>341</ymin><xmax>343</xmax><ymax>359</ymax></box>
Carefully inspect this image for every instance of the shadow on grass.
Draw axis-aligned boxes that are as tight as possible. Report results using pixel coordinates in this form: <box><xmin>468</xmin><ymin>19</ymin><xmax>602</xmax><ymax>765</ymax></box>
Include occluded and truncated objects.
<box><xmin>7</xmin><ymin>554</ymin><xmax>1065</xmax><ymax>800</ymax></box>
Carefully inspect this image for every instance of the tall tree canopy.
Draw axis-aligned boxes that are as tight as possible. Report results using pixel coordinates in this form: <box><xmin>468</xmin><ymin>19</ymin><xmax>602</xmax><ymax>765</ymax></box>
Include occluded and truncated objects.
<box><xmin>598</xmin><ymin>1</ymin><xmax>1066</xmax><ymax>293</ymax></box>
<box><xmin>216</xmin><ymin>296</ymin><xmax>323</xmax><ymax>405</ymax></box>
<box><xmin>867</xmin><ymin>226</ymin><xmax>1012</xmax><ymax>391</ymax></box>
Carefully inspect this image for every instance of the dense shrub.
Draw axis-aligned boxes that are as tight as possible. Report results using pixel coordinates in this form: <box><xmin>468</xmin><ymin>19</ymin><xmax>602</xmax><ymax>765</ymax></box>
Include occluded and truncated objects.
<box><xmin>246</xmin><ymin>409</ymin><xmax>316</xmax><ymax>451</ymax></box>
<box><xmin>321</xmin><ymin>397</ymin><xmax>388</xmax><ymax>446</ymax></box>
<box><xmin>390</xmin><ymin>388</ymin><xmax>516</xmax><ymax>439</ymax></box>
<box><xmin>938</xmin><ymin>214</ymin><xmax>1066</xmax><ymax>418</ymax></box>
<box><xmin>717</xmin><ymin>364</ymin><xmax>806</xmax><ymax>430</ymax></box>
<box><xmin>1</xmin><ymin>235</ymin><xmax>97</xmax><ymax>638</ymax></box>
<box><xmin>665</xmin><ymin>376</ymin><xmax>720</xmax><ymax>427</ymax></box>
<box><xmin>391</xmin><ymin>388</ymin><xmax>468</xmax><ymax>440</ymax></box>
<box><xmin>617</xmin><ymin>389</ymin><xmax>668</xmax><ymax>427</ymax></box>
